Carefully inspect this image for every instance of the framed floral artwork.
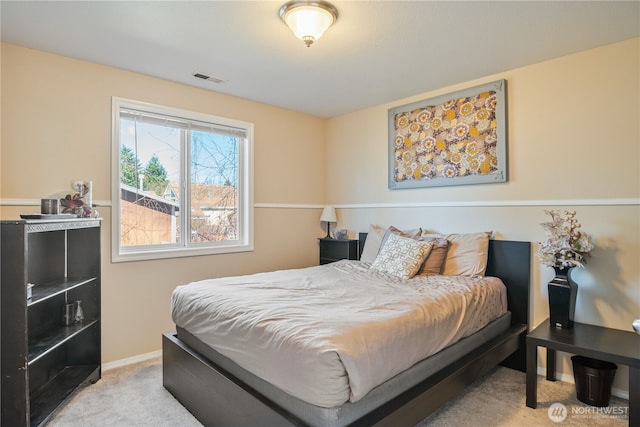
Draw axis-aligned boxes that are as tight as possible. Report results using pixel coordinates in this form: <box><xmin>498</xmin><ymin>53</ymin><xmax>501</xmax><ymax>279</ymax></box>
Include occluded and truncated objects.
<box><xmin>388</xmin><ymin>80</ymin><xmax>507</xmax><ymax>189</ymax></box>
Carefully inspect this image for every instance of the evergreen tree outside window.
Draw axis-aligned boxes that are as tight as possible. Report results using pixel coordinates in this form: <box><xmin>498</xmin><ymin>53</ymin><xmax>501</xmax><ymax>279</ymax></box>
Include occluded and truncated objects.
<box><xmin>143</xmin><ymin>155</ymin><xmax>169</xmax><ymax>196</ymax></box>
<box><xmin>111</xmin><ymin>97</ymin><xmax>253</xmax><ymax>262</ymax></box>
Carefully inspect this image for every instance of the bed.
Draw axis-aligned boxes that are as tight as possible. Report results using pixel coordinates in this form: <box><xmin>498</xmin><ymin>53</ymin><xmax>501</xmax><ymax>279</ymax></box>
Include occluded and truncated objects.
<box><xmin>163</xmin><ymin>232</ymin><xmax>530</xmax><ymax>426</ymax></box>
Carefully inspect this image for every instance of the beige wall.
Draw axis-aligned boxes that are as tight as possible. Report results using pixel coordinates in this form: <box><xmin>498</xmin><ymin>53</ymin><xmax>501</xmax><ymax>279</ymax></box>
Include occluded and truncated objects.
<box><xmin>2</xmin><ymin>38</ymin><xmax>638</xmax><ymax>396</ymax></box>
<box><xmin>326</xmin><ymin>38</ymin><xmax>639</xmax><ymax>396</ymax></box>
<box><xmin>0</xmin><ymin>43</ymin><xmax>327</xmax><ymax>363</ymax></box>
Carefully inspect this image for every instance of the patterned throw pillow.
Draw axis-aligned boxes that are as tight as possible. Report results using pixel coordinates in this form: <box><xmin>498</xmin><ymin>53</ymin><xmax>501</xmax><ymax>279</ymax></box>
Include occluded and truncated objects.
<box><xmin>371</xmin><ymin>233</ymin><xmax>433</xmax><ymax>279</ymax></box>
<box><xmin>360</xmin><ymin>224</ymin><xmax>422</xmax><ymax>264</ymax></box>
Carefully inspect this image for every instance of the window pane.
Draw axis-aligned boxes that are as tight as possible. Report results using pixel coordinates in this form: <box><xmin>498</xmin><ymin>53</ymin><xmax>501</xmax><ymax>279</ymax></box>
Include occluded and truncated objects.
<box><xmin>119</xmin><ymin>118</ymin><xmax>181</xmax><ymax>247</ymax></box>
<box><xmin>190</xmin><ymin>131</ymin><xmax>239</xmax><ymax>243</ymax></box>
<box><xmin>113</xmin><ymin>97</ymin><xmax>253</xmax><ymax>262</ymax></box>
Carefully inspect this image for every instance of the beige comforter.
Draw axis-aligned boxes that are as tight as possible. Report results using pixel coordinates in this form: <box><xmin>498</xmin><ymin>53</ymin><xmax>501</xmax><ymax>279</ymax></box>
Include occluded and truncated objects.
<box><xmin>171</xmin><ymin>260</ymin><xmax>507</xmax><ymax>407</ymax></box>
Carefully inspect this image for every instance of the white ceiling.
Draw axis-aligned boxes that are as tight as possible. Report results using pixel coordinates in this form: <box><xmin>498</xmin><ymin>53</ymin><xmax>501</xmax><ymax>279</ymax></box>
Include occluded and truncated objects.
<box><xmin>1</xmin><ymin>1</ymin><xmax>638</xmax><ymax>118</ymax></box>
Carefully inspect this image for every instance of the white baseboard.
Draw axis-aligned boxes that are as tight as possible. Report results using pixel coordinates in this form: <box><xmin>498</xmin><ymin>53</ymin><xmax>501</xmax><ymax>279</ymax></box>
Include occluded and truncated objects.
<box><xmin>102</xmin><ymin>350</ymin><xmax>162</xmax><ymax>372</ymax></box>
<box><xmin>537</xmin><ymin>367</ymin><xmax>629</xmax><ymax>400</ymax></box>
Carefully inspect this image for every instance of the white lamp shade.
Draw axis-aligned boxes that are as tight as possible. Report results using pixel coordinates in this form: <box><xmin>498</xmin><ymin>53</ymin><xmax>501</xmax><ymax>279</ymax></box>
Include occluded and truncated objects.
<box><xmin>283</xmin><ymin>6</ymin><xmax>334</xmax><ymax>42</ymax></box>
<box><xmin>280</xmin><ymin>1</ymin><xmax>338</xmax><ymax>47</ymax></box>
<box><xmin>320</xmin><ymin>206</ymin><xmax>337</xmax><ymax>223</ymax></box>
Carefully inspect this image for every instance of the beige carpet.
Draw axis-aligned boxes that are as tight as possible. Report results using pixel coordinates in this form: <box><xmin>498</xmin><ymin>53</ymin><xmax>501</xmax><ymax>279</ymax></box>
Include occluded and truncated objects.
<box><xmin>49</xmin><ymin>357</ymin><xmax>629</xmax><ymax>426</ymax></box>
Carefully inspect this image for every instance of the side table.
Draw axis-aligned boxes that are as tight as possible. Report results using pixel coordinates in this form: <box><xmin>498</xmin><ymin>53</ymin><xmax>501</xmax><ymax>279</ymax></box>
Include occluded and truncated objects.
<box><xmin>319</xmin><ymin>238</ymin><xmax>359</xmax><ymax>265</ymax></box>
<box><xmin>526</xmin><ymin>318</ymin><xmax>640</xmax><ymax>426</ymax></box>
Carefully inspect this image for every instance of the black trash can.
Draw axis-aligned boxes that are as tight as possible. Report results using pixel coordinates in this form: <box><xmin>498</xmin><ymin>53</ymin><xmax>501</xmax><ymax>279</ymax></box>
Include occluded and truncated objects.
<box><xmin>571</xmin><ymin>355</ymin><xmax>617</xmax><ymax>407</ymax></box>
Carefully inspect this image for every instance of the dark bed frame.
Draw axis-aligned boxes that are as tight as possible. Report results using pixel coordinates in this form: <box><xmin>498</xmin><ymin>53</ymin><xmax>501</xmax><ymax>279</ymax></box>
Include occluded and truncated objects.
<box><xmin>163</xmin><ymin>236</ymin><xmax>531</xmax><ymax>426</ymax></box>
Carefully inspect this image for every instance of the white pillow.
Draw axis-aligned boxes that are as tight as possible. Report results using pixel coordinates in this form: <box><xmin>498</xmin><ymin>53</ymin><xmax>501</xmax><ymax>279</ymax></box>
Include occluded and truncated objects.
<box><xmin>371</xmin><ymin>233</ymin><xmax>433</xmax><ymax>279</ymax></box>
<box><xmin>423</xmin><ymin>231</ymin><xmax>491</xmax><ymax>276</ymax></box>
<box><xmin>360</xmin><ymin>224</ymin><xmax>386</xmax><ymax>263</ymax></box>
<box><xmin>360</xmin><ymin>224</ymin><xmax>422</xmax><ymax>264</ymax></box>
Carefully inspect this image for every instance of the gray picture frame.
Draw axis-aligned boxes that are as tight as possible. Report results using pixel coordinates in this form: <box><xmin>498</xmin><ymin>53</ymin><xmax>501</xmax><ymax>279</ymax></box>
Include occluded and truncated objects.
<box><xmin>388</xmin><ymin>79</ymin><xmax>507</xmax><ymax>189</ymax></box>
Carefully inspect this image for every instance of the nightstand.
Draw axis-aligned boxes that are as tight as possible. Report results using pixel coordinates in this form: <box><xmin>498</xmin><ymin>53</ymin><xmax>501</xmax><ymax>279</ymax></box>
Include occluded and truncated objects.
<box><xmin>319</xmin><ymin>238</ymin><xmax>358</xmax><ymax>265</ymax></box>
<box><xmin>526</xmin><ymin>318</ymin><xmax>639</xmax><ymax>426</ymax></box>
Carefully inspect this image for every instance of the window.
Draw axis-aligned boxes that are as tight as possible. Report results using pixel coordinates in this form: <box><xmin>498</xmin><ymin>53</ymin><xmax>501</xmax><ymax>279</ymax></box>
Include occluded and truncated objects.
<box><xmin>111</xmin><ymin>97</ymin><xmax>253</xmax><ymax>262</ymax></box>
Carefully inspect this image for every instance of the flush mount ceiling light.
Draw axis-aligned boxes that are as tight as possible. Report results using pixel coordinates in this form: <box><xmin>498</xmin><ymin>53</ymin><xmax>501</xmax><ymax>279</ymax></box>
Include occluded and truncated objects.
<box><xmin>279</xmin><ymin>1</ymin><xmax>338</xmax><ymax>47</ymax></box>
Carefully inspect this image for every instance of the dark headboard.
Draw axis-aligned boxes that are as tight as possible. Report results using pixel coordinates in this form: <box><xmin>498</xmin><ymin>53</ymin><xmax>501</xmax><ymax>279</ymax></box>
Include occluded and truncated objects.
<box><xmin>358</xmin><ymin>232</ymin><xmax>368</xmax><ymax>259</ymax></box>
<box><xmin>485</xmin><ymin>240</ymin><xmax>531</xmax><ymax>328</ymax></box>
<box><xmin>486</xmin><ymin>239</ymin><xmax>531</xmax><ymax>371</ymax></box>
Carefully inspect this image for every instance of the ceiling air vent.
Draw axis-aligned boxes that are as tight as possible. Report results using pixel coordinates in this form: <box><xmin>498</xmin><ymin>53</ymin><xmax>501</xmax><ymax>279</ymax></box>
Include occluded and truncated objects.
<box><xmin>193</xmin><ymin>73</ymin><xmax>226</xmax><ymax>84</ymax></box>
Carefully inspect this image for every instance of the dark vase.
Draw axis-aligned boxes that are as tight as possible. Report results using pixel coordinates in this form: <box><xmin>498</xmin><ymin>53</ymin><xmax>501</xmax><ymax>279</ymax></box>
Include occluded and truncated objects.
<box><xmin>548</xmin><ymin>266</ymin><xmax>578</xmax><ymax>328</ymax></box>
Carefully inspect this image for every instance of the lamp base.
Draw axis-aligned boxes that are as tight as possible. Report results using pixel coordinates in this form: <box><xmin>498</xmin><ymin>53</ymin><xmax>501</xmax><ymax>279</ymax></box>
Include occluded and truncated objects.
<box><xmin>325</xmin><ymin>223</ymin><xmax>332</xmax><ymax>239</ymax></box>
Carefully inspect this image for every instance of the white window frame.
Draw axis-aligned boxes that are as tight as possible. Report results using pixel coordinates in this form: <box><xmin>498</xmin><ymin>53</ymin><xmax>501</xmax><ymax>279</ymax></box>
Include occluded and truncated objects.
<box><xmin>111</xmin><ymin>97</ymin><xmax>254</xmax><ymax>262</ymax></box>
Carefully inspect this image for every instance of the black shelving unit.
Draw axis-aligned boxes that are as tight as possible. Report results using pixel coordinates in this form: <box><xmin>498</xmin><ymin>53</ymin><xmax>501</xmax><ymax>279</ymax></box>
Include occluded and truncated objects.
<box><xmin>1</xmin><ymin>218</ymin><xmax>101</xmax><ymax>426</ymax></box>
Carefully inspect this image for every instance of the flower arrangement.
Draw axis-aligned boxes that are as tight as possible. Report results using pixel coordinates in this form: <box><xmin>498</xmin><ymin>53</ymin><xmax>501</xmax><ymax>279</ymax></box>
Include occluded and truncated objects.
<box><xmin>60</xmin><ymin>181</ymin><xmax>97</xmax><ymax>218</ymax></box>
<box><xmin>538</xmin><ymin>210</ymin><xmax>594</xmax><ymax>269</ymax></box>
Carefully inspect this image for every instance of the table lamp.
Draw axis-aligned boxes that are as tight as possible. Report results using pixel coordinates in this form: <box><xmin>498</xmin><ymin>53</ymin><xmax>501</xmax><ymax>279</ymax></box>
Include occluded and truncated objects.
<box><xmin>320</xmin><ymin>206</ymin><xmax>337</xmax><ymax>239</ymax></box>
